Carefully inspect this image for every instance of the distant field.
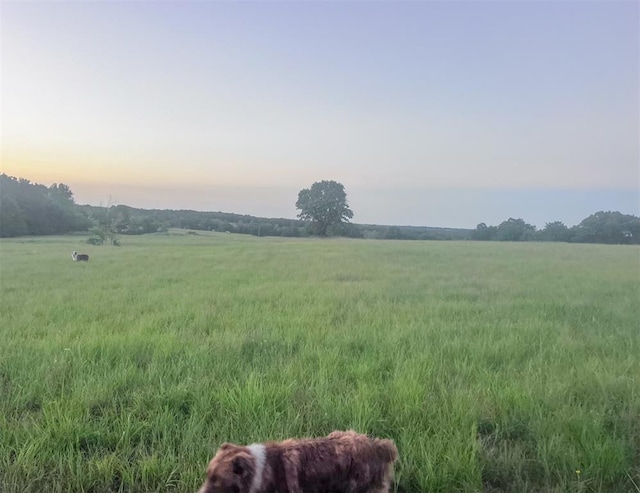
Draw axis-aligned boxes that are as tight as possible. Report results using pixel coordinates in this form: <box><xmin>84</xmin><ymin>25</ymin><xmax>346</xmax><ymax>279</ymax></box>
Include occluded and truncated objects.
<box><xmin>1</xmin><ymin>232</ymin><xmax>638</xmax><ymax>492</ymax></box>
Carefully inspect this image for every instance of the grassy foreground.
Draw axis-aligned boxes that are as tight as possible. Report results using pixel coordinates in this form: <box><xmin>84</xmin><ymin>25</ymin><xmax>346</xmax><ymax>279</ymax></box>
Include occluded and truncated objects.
<box><xmin>1</xmin><ymin>232</ymin><xmax>638</xmax><ymax>492</ymax></box>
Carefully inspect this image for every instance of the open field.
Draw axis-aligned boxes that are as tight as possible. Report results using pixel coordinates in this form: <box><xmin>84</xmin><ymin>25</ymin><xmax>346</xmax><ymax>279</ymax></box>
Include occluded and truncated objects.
<box><xmin>1</xmin><ymin>232</ymin><xmax>638</xmax><ymax>492</ymax></box>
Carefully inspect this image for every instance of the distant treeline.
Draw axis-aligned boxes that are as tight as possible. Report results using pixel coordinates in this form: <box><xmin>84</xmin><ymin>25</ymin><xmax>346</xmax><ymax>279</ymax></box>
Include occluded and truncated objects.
<box><xmin>470</xmin><ymin>214</ymin><xmax>640</xmax><ymax>245</ymax></box>
<box><xmin>0</xmin><ymin>174</ymin><xmax>92</xmax><ymax>236</ymax></box>
<box><xmin>0</xmin><ymin>174</ymin><xmax>468</xmax><ymax>240</ymax></box>
<box><xmin>1</xmin><ymin>174</ymin><xmax>638</xmax><ymax>244</ymax></box>
<box><xmin>76</xmin><ymin>204</ymin><xmax>470</xmax><ymax>241</ymax></box>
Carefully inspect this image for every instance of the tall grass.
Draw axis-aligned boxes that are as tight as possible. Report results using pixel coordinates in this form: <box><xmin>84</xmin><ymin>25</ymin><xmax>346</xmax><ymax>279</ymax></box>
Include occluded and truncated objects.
<box><xmin>1</xmin><ymin>232</ymin><xmax>638</xmax><ymax>492</ymax></box>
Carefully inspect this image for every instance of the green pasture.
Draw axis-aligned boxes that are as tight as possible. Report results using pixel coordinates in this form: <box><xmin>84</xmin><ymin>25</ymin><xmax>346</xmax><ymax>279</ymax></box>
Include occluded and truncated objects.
<box><xmin>1</xmin><ymin>232</ymin><xmax>638</xmax><ymax>492</ymax></box>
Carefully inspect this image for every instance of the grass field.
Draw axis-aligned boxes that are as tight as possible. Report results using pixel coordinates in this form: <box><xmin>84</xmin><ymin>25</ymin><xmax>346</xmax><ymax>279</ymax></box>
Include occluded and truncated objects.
<box><xmin>1</xmin><ymin>232</ymin><xmax>638</xmax><ymax>492</ymax></box>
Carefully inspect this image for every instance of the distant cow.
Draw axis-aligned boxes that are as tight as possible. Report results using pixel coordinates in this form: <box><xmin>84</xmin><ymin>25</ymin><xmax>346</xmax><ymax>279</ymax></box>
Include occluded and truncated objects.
<box><xmin>72</xmin><ymin>251</ymin><xmax>89</xmax><ymax>262</ymax></box>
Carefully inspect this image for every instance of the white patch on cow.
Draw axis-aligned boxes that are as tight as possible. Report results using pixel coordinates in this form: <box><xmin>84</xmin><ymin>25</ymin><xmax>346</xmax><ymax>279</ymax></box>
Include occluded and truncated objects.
<box><xmin>247</xmin><ymin>444</ymin><xmax>266</xmax><ymax>493</ymax></box>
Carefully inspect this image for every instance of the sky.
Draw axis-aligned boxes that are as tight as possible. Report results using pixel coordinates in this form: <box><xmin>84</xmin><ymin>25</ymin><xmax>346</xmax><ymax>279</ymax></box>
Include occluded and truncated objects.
<box><xmin>1</xmin><ymin>0</ymin><xmax>638</xmax><ymax>228</ymax></box>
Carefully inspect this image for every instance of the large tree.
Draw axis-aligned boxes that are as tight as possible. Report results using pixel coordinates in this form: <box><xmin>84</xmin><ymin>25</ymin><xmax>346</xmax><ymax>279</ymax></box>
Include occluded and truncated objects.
<box><xmin>295</xmin><ymin>180</ymin><xmax>354</xmax><ymax>236</ymax></box>
<box><xmin>471</xmin><ymin>222</ymin><xmax>498</xmax><ymax>241</ymax></box>
<box><xmin>539</xmin><ymin>221</ymin><xmax>572</xmax><ymax>242</ymax></box>
<box><xmin>572</xmin><ymin>211</ymin><xmax>640</xmax><ymax>244</ymax></box>
<box><xmin>495</xmin><ymin>218</ymin><xmax>537</xmax><ymax>241</ymax></box>
<box><xmin>0</xmin><ymin>174</ymin><xmax>91</xmax><ymax>237</ymax></box>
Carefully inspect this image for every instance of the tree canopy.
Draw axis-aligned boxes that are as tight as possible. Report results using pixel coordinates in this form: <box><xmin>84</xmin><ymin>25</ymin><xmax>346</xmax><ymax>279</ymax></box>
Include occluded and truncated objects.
<box><xmin>295</xmin><ymin>180</ymin><xmax>354</xmax><ymax>236</ymax></box>
<box><xmin>470</xmin><ymin>211</ymin><xmax>640</xmax><ymax>244</ymax></box>
<box><xmin>0</xmin><ymin>174</ymin><xmax>91</xmax><ymax>237</ymax></box>
<box><xmin>495</xmin><ymin>218</ymin><xmax>537</xmax><ymax>242</ymax></box>
<box><xmin>571</xmin><ymin>211</ymin><xmax>640</xmax><ymax>244</ymax></box>
<box><xmin>2</xmin><ymin>173</ymin><xmax>637</xmax><ymax>245</ymax></box>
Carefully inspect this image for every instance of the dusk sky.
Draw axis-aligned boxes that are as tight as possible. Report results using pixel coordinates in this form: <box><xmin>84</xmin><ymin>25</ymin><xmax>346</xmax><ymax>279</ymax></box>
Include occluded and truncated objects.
<box><xmin>2</xmin><ymin>1</ymin><xmax>638</xmax><ymax>228</ymax></box>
